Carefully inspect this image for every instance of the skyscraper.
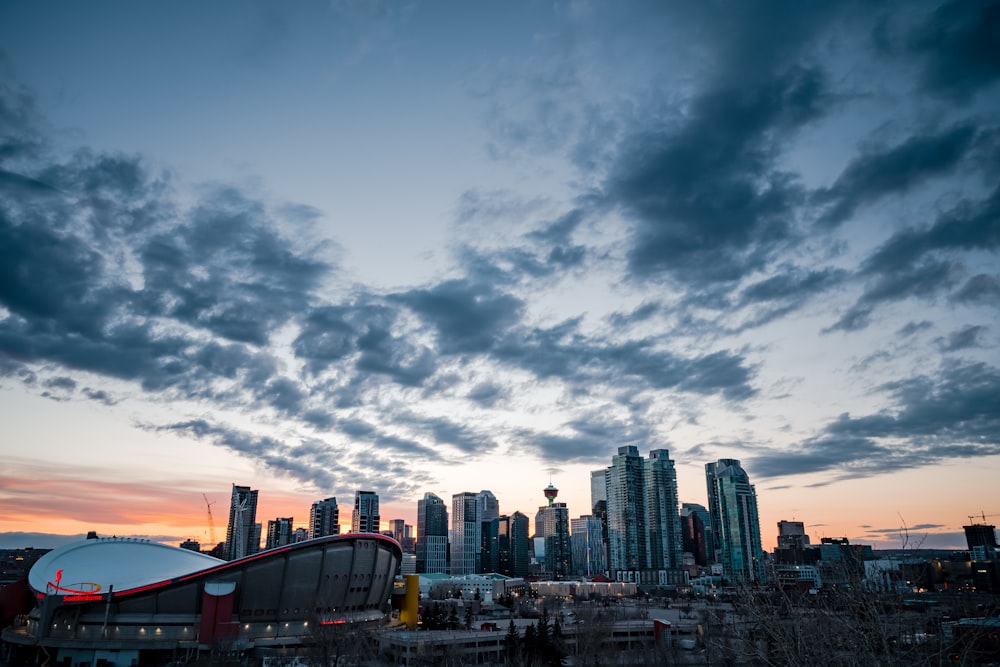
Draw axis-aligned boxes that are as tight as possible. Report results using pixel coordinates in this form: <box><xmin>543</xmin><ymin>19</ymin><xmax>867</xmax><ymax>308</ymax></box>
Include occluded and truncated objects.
<box><xmin>571</xmin><ymin>515</ymin><xmax>606</xmax><ymax>577</ymax></box>
<box><xmin>606</xmin><ymin>446</ymin><xmax>647</xmax><ymax>573</ymax></box>
<box><xmin>777</xmin><ymin>520</ymin><xmax>810</xmax><ymax>549</ymax></box>
<box><xmin>224</xmin><ymin>484</ymin><xmax>259</xmax><ymax>561</ymax></box>
<box><xmin>590</xmin><ymin>469</ymin><xmax>608</xmax><ymax>509</ymax></box>
<box><xmin>681</xmin><ymin>503</ymin><xmax>710</xmax><ymax>566</ymax></box>
<box><xmin>604</xmin><ymin>447</ymin><xmax>683</xmax><ymax>582</ymax></box>
<box><xmin>416</xmin><ymin>492</ymin><xmax>448</xmax><ymax>573</ymax></box>
<box><xmin>536</xmin><ymin>501</ymin><xmax>572</xmax><ymax>577</ymax></box>
<box><xmin>309</xmin><ymin>497</ymin><xmax>340</xmax><ymax>539</ymax></box>
<box><xmin>646</xmin><ymin>449</ymin><xmax>683</xmax><ymax>571</ymax></box>
<box><xmin>351</xmin><ymin>490</ymin><xmax>380</xmax><ymax>534</ymax></box>
<box><xmin>590</xmin><ymin>468</ymin><xmax>610</xmax><ymax>570</ymax></box>
<box><xmin>451</xmin><ymin>492</ymin><xmax>480</xmax><ymax>575</ymax></box>
<box><xmin>265</xmin><ymin>517</ymin><xmax>294</xmax><ymax>549</ymax></box>
<box><xmin>706</xmin><ymin>459</ymin><xmax>765</xmax><ymax>584</ymax></box>
<box><xmin>964</xmin><ymin>522</ymin><xmax>999</xmax><ymax>561</ymax></box>
<box><xmin>509</xmin><ymin>511</ymin><xmax>530</xmax><ymax>578</ymax></box>
<box><xmin>478</xmin><ymin>490</ymin><xmax>499</xmax><ymax>521</ymax></box>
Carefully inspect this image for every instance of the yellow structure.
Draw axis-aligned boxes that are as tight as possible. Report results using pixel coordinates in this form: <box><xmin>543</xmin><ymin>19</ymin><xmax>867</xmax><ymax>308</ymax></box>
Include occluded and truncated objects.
<box><xmin>400</xmin><ymin>574</ymin><xmax>420</xmax><ymax>630</ymax></box>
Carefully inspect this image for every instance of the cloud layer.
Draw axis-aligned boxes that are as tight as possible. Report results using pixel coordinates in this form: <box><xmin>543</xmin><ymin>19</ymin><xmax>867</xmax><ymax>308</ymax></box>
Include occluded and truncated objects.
<box><xmin>0</xmin><ymin>1</ymin><xmax>998</xmax><ymax>512</ymax></box>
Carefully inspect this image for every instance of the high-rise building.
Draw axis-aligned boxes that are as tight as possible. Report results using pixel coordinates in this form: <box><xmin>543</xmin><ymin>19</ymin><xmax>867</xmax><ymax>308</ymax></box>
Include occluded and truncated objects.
<box><xmin>387</xmin><ymin>518</ymin><xmax>415</xmax><ymax>553</ymax></box>
<box><xmin>416</xmin><ymin>492</ymin><xmax>449</xmax><ymax>573</ymax></box>
<box><xmin>481</xmin><ymin>518</ymin><xmax>500</xmax><ymax>573</ymax></box>
<box><xmin>706</xmin><ymin>459</ymin><xmax>765</xmax><ymax>584</ymax></box>
<box><xmin>606</xmin><ymin>446</ymin><xmax>647</xmax><ymax>573</ymax></box>
<box><xmin>390</xmin><ymin>519</ymin><xmax>406</xmax><ymax>542</ymax></box>
<box><xmin>681</xmin><ymin>503</ymin><xmax>709</xmax><ymax>566</ymax></box>
<box><xmin>309</xmin><ymin>497</ymin><xmax>340</xmax><ymax>539</ymax></box>
<box><xmin>646</xmin><ymin>449</ymin><xmax>683</xmax><ymax>571</ymax></box>
<box><xmin>451</xmin><ymin>492</ymin><xmax>480</xmax><ymax>575</ymax></box>
<box><xmin>590</xmin><ymin>468</ymin><xmax>611</xmax><ymax>571</ymax></box>
<box><xmin>509</xmin><ymin>511</ymin><xmax>530</xmax><ymax>578</ymax></box>
<box><xmin>266</xmin><ymin>517</ymin><xmax>294</xmax><ymax>549</ymax></box>
<box><xmin>351</xmin><ymin>490</ymin><xmax>380</xmax><ymax>534</ymax></box>
<box><xmin>604</xmin><ymin>447</ymin><xmax>683</xmax><ymax>582</ymax></box>
<box><xmin>224</xmin><ymin>484</ymin><xmax>259</xmax><ymax>561</ymax></box>
<box><xmin>964</xmin><ymin>523</ymin><xmax>999</xmax><ymax>561</ymax></box>
<box><xmin>536</xmin><ymin>501</ymin><xmax>572</xmax><ymax>577</ymax></box>
<box><xmin>590</xmin><ymin>469</ymin><xmax>608</xmax><ymax>509</ymax></box>
<box><xmin>777</xmin><ymin>520</ymin><xmax>810</xmax><ymax>549</ymax></box>
<box><xmin>571</xmin><ymin>515</ymin><xmax>606</xmax><ymax>577</ymax></box>
<box><xmin>490</xmin><ymin>516</ymin><xmax>512</xmax><ymax>575</ymax></box>
<box><xmin>478</xmin><ymin>490</ymin><xmax>499</xmax><ymax>521</ymax></box>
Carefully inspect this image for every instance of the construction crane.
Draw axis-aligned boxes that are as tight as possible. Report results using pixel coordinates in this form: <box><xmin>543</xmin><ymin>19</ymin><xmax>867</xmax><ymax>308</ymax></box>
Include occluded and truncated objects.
<box><xmin>203</xmin><ymin>494</ymin><xmax>217</xmax><ymax>546</ymax></box>
<box><xmin>966</xmin><ymin>512</ymin><xmax>1000</xmax><ymax>525</ymax></box>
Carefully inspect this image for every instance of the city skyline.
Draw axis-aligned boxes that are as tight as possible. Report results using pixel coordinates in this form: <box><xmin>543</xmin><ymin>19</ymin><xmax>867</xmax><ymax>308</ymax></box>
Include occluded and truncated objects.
<box><xmin>1</xmin><ymin>2</ymin><xmax>998</xmax><ymax>553</ymax></box>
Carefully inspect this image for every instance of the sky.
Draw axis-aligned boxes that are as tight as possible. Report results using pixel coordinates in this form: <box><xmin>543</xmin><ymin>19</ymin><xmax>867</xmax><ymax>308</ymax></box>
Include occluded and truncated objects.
<box><xmin>1</xmin><ymin>1</ymin><xmax>998</xmax><ymax>554</ymax></box>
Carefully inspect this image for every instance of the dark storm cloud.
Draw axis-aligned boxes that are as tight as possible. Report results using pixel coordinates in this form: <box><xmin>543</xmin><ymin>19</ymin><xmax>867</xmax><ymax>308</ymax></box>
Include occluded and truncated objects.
<box><xmin>152</xmin><ymin>418</ymin><xmax>423</xmax><ymax>499</ymax></box>
<box><xmin>43</xmin><ymin>376</ymin><xmax>76</xmax><ymax>391</ymax></box>
<box><xmin>293</xmin><ymin>299</ymin><xmax>439</xmax><ymax>388</ymax></box>
<box><xmin>938</xmin><ymin>325</ymin><xmax>986</xmax><ymax>351</ymax></box>
<box><xmin>862</xmin><ymin>184</ymin><xmax>1000</xmax><ymax>276</ymax></box>
<box><xmin>751</xmin><ymin>361</ymin><xmax>1000</xmax><ymax>479</ymax></box>
<box><xmin>355</xmin><ymin>324</ymin><xmax>436</xmax><ymax>387</ymax></box>
<box><xmin>137</xmin><ymin>185</ymin><xmax>328</xmax><ymax>346</ymax></box>
<box><xmin>385</xmin><ymin>412</ymin><xmax>496</xmax><ymax>456</ymax></box>
<box><xmin>829</xmin><ymin>181</ymin><xmax>1000</xmax><ymax>331</ymax></box>
<box><xmin>466</xmin><ymin>381</ymin><xmax>508</xmax><ymax>408</ymax></box>
<box><xmin>607</xmin><ymin>302</ymin><xmax>663</xmax><ymax>329</ymax></box>
<box><xmin>392</xmin><ymin>279</ymin><xmax>525</xmax><ymax>354</ymax></box>
<box><xmin>493</xmin><ymin>320</ymin><xmax>756</xmax><ymax>401</ymax></box>
<box><xmin>828</xmin><ymin>260</ymin><xmax>961</xmax><ymax>332</ymax></box>
<box><xmin>606</xmin><ymin>66</ymin><xmax>826</xmax><ymax>286</ymax></box>
<box><xmin>292</xmin><ymin>305</ymin><xmax>359</xmax><ymax>373</ymax></box>
<box><xmin>516</xmin><ymin>413</ymin><xmax>653</xmax><ymax>464</ymax></box>
<box><xmin>155</xmin><ymin>419</ymin><xmax>336</xmax><ymax>489</ymax></box>
<box><xmin>898</xmin><ymin>320</ymin><xmax>933</xmax><ymax>337</ymax></box>
<box><xmin>81</xmin><ymin>387</ymin><xmax>117</xmax><ymax>406</ymax></box>
<box><xmin>813</xmin><ymin>123</ymin><xmax>977</xmax><ymax>228</ymax></box>
<box><xmin>335</xmin><ymin>417</ymin><xmax>445</xmax><ymax>460</ymax></box>
<box><xmin>903</xmin><ymin>0</ymin><xmax>1000</xmax><ymax>102</ymax></box>
<box><xmin>0</xmin><ymin>92</ymin><xmax>356</xmax><ymax>436</ymax></box>
<box><xmin>729</xmin><ymin>267</ymin><xmax>849</xmax><ymax>330</ymax></box>
<box><xmin>953</xmin><ymin>273</ymin><xmax>1000</xmax><ymax>304</ymax></box>
<box><xmin>0</xmin><ymin>82</ymin><xmax>45</xmax><ymax>162</ymax></box>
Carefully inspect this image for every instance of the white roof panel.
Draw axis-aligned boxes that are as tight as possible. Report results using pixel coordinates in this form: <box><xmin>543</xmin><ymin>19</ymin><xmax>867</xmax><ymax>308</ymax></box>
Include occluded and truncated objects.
<box><xmin>28</xmin><ymin>538</ymin><xmax>224</xmax><ymax>595</ymax></box>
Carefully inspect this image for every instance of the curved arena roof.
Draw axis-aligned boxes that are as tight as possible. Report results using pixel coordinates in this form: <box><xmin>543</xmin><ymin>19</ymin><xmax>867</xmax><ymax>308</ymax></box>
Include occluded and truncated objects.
<box><xmin>29</xmin><ymin>538</ymin><xmax>224</xmax><ymax>596</ymax></box>
<box><xmin>6</xmin><ymin>533</ymin><xmax>403</xmax><ymax>658</ymax></box>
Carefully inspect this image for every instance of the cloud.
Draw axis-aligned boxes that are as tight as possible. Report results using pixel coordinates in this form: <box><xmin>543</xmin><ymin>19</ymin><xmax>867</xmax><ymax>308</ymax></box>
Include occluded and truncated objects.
<box><xmin>953</xmin><ymin>273</ymin><xmax>1000</xmax><ymax>304</ymax></box>
<box><xmin>151</xmin><ymin>419</ymin><xmax>424</xmax><ymax>500</ymax></box>
<box><xmin>813</xmin><ymin>122</ymin><xmax>977</xmax><ymax>228</ymax></box>
<box><xmin>902</xmin><ymin>0</ymin><xmax>1000</xmax><ymax>103</ymax></box>
<box><xmin>606</xmin><ymin>66</ymin><xmax>827</xmax><ymax>286</ymax></box>
<box><xmin>515</xmin><ymin>412</ymin><xmax>655</xmax><ymax>464</ymax></box>
<box><xmin>466</xmin><ymin>381</ymin><xmax>508</xmax><ymax>408</ymax></box>
<box><xmin>750</xmin><ymin>361</ymin><xmax>1000</xmax><ymax>479</ymax></box>
<box><xmin>494</xmin><ymin>320</ymin><xmax>756</xmax><ymax>401</ymax></box>
<box><xmin>828</xmin><ymin>180</ymin><xmax>1000</xmax><ymax>331</ymax></box>
<box><xmin>392</xmin><ymin>279</ymin><xmax>525</xmax><ymax>354</ymax></box>
<box><xmin>938</xmin><ymin>325</ymin><xmax>987</xmax><ymax>351</ymax></box>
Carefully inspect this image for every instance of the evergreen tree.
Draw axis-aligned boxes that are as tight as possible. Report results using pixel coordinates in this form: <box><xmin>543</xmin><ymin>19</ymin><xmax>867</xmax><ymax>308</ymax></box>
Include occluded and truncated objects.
<box><xmin>522</xmin><ymin>624</ymin><xmax>537</xmax><ymax>663</ymax></box>
<box><xmin>504</xmin><ymin>619</ymin><xmax>520</xmax><ymax>663</ymax></box>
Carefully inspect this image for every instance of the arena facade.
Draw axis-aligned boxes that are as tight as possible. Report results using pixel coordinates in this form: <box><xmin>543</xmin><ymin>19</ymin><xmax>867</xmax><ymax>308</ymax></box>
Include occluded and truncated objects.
<box><xmin>1</xmin><ymin>533</ymin><xmax>401</xmax><ymax>666</ymax></box>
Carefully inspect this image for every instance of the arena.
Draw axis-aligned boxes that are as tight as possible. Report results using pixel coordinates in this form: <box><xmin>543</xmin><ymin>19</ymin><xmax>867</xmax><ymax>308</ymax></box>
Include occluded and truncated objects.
<box><xmin>2</xmin><ymin>533</ymin><xmax>401</xmax><ymax>666</ymax></box>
